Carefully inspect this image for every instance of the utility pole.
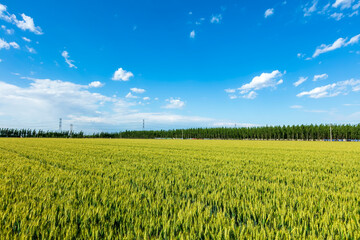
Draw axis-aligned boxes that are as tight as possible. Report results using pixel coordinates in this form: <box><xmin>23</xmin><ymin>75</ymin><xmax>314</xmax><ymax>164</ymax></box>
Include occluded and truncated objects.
<box><xmin>182</xmin><ymin>129</ymin><xmax>184</xmax><ymax>139</ymax></box>
<box><xmin>330</xmin><ymin>124</ymin><xmax>332</xmax><ymax>142</ymax></box>
<box><xmin>143</xmin><ymin>119</ymin><xmax>145</xmax><ymax>130</ymax></box>
<box><xmin>59</xmin><ymin>118</ymin><xmax>62</xmax><ymax>132</ymax></box>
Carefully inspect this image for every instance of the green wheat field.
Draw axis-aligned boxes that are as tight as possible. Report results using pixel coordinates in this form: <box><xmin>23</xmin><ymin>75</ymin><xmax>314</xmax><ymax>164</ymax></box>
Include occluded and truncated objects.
<box><xmin>1</xmin><ymin>138</ymin><xmax>360</xmax><ymax>239</ymax></box>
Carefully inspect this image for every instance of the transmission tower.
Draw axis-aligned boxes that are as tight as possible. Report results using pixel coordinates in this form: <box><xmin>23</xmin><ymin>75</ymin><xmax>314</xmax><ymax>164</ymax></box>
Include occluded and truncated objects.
<box><xmin>143</xmin><ymin>119</ymin><xmax>145</xmax><ymax>130</ymax></box>
<box><xmin>59</xmin><ymin>118</ymin><xmax>62</xmax><ymax>132</ymax></box>
<box><xmin>70</xmin><ymin>124</ymin><xmax>73</xmax><ymax>136</ymax></box>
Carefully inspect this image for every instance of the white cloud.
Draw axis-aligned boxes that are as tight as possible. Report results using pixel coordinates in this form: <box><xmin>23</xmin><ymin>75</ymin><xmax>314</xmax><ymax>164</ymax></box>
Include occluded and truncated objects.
<box><xmin>0</xmin><ymin>78</ymin><xmax>112</xmax><ymax>128</ymax></box>
<box><xmin>294</xmin><ymin>77</ymin><xmax>308</xmax><ymax>87</ymax></box>
<box><xmin>290</xmin><ymin>105</ymin><xmax>303</xmax><ymax>109</ymax></box>
<box><xmin>297</xmin><ymin>83</ymin><xmax>338</xmax><ymax>98</ymax></box>
<box><xmin>0</xmin><ymin>4</ymin><xmax>43</xmax><ymax>35</ymax></box>
<box><xmin>0</xmin><ymin>39</ymin><xmax>10</xmax><ymax>49</ymax></box>
<box><xmin>297</xmin><ymin>79</ymin><xmax>360</xmax><ymax>98</ymax></box>
<box><xmin>0</xmin><ymin>77</ymin><xmax>222</xmax><ymax>131</ymax></box>
<box><xmin>22</xmin><ymin>37</ymin><xmax>31</xmax><ymax>42</ymax></box>
<box><xmin>264</xmin><ymin>8</ymin><xmax>274</xmax><ymax>18</ymax></box>
<box><xmin>313</xmin><ymin>73</ymin><xmax>328</xmax><ymax>81</ymax></box>
<box><xmin>61</xmin><ymin>51</ymin><xmax>77</xmax><ymax>69</ymax></box>
<box><xmin>330</xmin><ymin>12</ymin><xmax>344</xmax><ymax>20</ymax></box>
<box><xmin>353</xmin><ymin>1</ymin><xmax>360</xmax><ymax>9</ymax></box>
<box><xmin>130</xmin><ymin>88</ymin><xmax>145</xmax><ymax>94</ymax></box>
<box><xmin>332</xmin><ymin>0</ymin><xmax>354</xmax><ymax>9</ymax></box>
<box><xmin>312</xmin><ymin>34</ymin><xmax>360</xmax><ymax>58</ymax></box>
<box><xmin>0</xmin><ymin>38</ymin><xmax>19</xmax><ymax>50</ymax></box>
<box><xmin>349</xmin><ymin>10</ymin><xmax>359</xmax><ymax>16</ymax></box>
<box><xmin>313</xmin><ymin>37</ymin><xmax>347</xmax><ymax>57</ymax></box>
<box><xmin>346</xmin><ymin>34</ymin><xmax>360</xmax><ymax>45</ymax></box>
<box><xmin>164</xmin><ymin>98</ymin><xmax>185</xmax><ymax>109</ymax></box>
<box><xmin>125</xmin><ymin>92</ymin><xmax>138</xmax><ymax>99</ymax></box>
<box><xmin>26</xmin><ymin>45</ymin><xmax>36</xmax><ymax>53</ymax></box>
<box><xmin>14</xmin><ymin>14</ymin><xmax>43</xmax><ymax>34</ymax></box>
<box><xmin>320</xmin><ymin>3</ymin><xmax>331</xmax><ymax>14</ymax></box>
<box><xmin>9</xmin><ymin>41</ymin><xmax>19</xmax><ymax>49</ymax></box>
<box><xmin>239</xmin><ymin>70</ymin><xmax>284</xmax><ymax>94</ymax></box>
<box><xmin>227</xmin><ymin>70</ymin><xmax>284</xmax><ymax>99</ymax></box>
<box><xmin>89</xmin><ymin>81</ymin><xmax>104</xmax><ymax>88</ymax></box>
<box><xmin>304</xmin><ymin>1</ymin><xmax>318</xmax><ymax>16</ymax></box>
<box><xmin>143</xmin><ymin>97</ymin><xmax>150</xmax><ymax>101</ymax></box>
<box><xmin>210</xmin><ymin>14</ymin><xmax>222</xmax><ymax>23</ymax></box>
<box><xmin>112</xmin><ymin>68</ymin><xmax>134</xmax><ymax>81</ymax></box>
<box><xmin>190</xmin><ymin>30</ymin><xmax>195</xmax><ymax>38</ymax></box>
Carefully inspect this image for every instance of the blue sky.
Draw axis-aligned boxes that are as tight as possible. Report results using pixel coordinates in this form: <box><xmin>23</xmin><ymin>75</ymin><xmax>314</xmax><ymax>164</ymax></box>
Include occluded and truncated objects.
<box><xmin>0</xmin><ymin>0</ymin><xmax>360</xmax><ymax>132</ymax></box>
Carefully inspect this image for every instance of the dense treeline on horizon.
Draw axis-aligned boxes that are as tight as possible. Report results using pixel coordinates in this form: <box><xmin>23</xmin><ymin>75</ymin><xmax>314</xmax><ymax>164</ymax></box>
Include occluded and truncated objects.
<box><xmin>1</xmin><ymin>124</ymin><xmax>360</xmax><ymax>141</ymax></box>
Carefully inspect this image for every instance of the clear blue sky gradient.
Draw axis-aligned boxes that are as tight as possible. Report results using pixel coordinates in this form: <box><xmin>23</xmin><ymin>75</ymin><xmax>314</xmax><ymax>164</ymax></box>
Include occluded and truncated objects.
<box><xmin>0</xmin><ymin>0</ymin><xmax>359</xmax><ymax>132</ymax></box>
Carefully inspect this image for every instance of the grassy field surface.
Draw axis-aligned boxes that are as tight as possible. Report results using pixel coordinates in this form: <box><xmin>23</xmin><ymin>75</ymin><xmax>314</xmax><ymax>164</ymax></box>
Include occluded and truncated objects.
<box><xmin>1</xmin><ymin>138</ymin><xmax>360</xmax><ymax>239</ymax></box>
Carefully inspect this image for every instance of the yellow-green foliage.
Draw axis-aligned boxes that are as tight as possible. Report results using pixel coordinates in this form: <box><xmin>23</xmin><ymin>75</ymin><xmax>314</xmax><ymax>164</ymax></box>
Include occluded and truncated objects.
<box><xmin>1</xmin><ymin>139</ymin><xmax>360</xmax><ymax>239</ymax></box>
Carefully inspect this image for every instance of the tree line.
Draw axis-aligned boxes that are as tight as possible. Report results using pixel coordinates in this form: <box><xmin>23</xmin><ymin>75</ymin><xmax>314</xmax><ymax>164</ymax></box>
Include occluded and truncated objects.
<box><xmin>1</xmin><ymin>124</ymin><xmax>360</xmax><ymax>140</ymax></box>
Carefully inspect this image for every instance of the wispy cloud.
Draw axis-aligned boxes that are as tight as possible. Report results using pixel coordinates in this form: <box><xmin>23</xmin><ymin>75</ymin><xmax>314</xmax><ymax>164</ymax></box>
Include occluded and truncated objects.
<box><xmin>303</xmin><ymin>0</ymin><xmax>318</xmax><ymax>16</ymax></box>
<box><xmin>312</xmin><ymin>33</ymin><xmax>360</xmax><ymax>58</ymax></box>
<box><xmin>9</xmin><ymin>41</ymin><xmax>19</xmax><ymax>49</ymax></box>
<box><xmin>22</xmin><ymin>37</ymin><xmax>31</xmax><ymax>42</ymax></box>
<box><xmin>224</xmin><ymin>88</ymin><xmax>236</xmax><ymax>93</ymax></box>
<box><xmin>61</xmin><ymin>51</ymin><xmax>77</xmax><ymax>68</ymax></box>
<box><xmin>330</xmin><ymin>12</ymin><xmax>344</xmax><ymax>20</ymax></box>
<box><xmin>264</xmin><ymin>8</ymin><xmax>274</xmax><ymax>18</ymax></box>
<box><xmin>332</xmin><ymin>0</ymin><xmax>355</xmax><ymax>9</ymax></box>
<box><xmin>297</xmin><ymin>79</ymin><xmax>360</xmax><ymax>98</ymax></box>
<box><xmin>210</xmin><ymin>14</ymin><xmax>222</xmax><ymax>23</ymax></box>
<box><xmin>313</xmin><ymin>73</ymin><xmax>328</xmax><ymax>81</ymax></box>
<box><xmin>26</xmin><ymin>45</ymin><xmax>36</xmax><ymax>53</ymax></box>
<box><xmin>346</xmin><ymin>34</ymin><xmax>360</xmax><ymax>45</ymax></box>
<box><xmin>125</xmin><ymin>92</ymin><xmax>138</xmax><ymax>99</ymax></box>
<box><xmin>242</xmin><ymin>91</ymin><xmax>257</xmax><ymax>99</ymax></box>
<box><xmin>164</xmin><ymin>98</ymin><xmax>185</xmax><ymax>109</ymax></box>
<box><xmin>130</xmin><ymin>88</ymin><xmax>145</xmax><ymax>94</ymax></box>
<box><xmin>190</xmin><ymin>30</ymin><xmax>195</xmax><ymax>38</ymax></box>
<box><xmin>290</xmin><ymin>105</ymin><xmax>303</xmax><ymax>109</ymax></box>
<box><xmin>294</xmin><ymin>77</ymin><xmax>308</xmax><ymax>87</ymax></box>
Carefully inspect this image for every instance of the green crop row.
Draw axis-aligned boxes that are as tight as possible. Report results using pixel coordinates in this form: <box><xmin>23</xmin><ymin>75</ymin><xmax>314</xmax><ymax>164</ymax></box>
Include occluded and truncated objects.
<box><xmin>0</xmin><ymin>139</ymin><xmax>360</xmax><ymax>239</ymax></box>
